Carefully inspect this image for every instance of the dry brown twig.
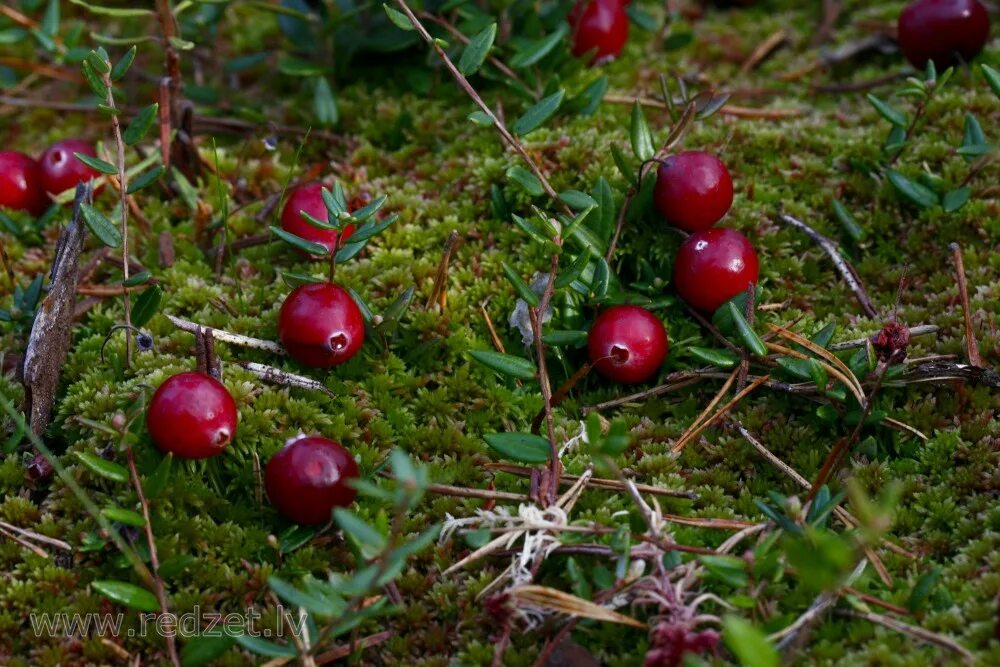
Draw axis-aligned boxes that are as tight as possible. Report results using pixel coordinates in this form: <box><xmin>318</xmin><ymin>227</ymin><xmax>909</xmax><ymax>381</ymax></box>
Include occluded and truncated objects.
<box><xmin>671</xmin><ymin>374</ymin><xmax>770</xmax><ymax>453</ymax></box>
<box><xmin>426</xmin><ymin>231</ymin><xmax>460</xmax><ymax>310</ymax></box>
<box><xmin>739</xmin><ymin>29</ymin><xmax>788</xmax><ymax>74</ymax></box>
<box><xmin>949</xmin><ymin>243</ymin><xmax>982</xmax><ymax>367</ymax></box>
<box><xmin>779</xmin><ymin>213</ymin><xmax>878</xmax><ymax>319</ymax></box>
<box><xmin>603</xmin><ymin>94</ymin><xmax>805</xmax><ymax>120</ymax></box>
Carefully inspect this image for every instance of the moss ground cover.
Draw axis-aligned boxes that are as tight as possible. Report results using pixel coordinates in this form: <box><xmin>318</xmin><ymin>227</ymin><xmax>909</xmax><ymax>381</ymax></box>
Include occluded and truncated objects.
<box><xmin>0</xmin><ymin>1</ymin><xmax>998</xmax><ymax>664</ymax></box>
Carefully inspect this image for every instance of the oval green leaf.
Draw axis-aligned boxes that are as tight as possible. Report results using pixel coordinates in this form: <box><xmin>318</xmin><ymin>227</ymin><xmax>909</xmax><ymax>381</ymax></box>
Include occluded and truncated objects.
<box><xmin>91</xmin><ymin>580</ymin><xmax>159</xmax><ymax>612</ymax></box>
<box><xmin>484</xmin><ymin>432</ymin><xmax>551</xmax><ymax>463</ymax></box>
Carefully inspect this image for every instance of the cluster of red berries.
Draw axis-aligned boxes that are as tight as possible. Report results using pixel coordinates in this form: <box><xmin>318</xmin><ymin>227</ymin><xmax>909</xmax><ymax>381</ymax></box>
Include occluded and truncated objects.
<box><xmin>146</xmin><ymin>371</ymin><xmax>358</xmax><ymax>525</ymax></box>
<box><xmin>587</xmin><ymin>152</ymin><xmax>759</xmax><ymax>385</ymax></box>
<box><xmin>142</xmin><ymin>184</ymin><xmax>371</xmax><ymax>525</ymax></box>
<box><xmin>0</xmin><ymin>139</ymin><xmax>100</xmax><ymax>216</ymax></box>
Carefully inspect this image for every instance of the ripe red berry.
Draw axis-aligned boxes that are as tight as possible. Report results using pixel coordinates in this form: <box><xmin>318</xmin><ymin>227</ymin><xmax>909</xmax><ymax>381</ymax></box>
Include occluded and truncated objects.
<box><xmin>278</xmin><ymin>282</ymin><xmax>365</xmax><ymax>368</ymax></box>
<box><xmin>38</xmin><ymin>139</ymin><xmax>101</xmax><ymax>197</ymax></box>
<box><xmin>588</xmin><ymin>305</ymin><xmax>669</xmax><ymax>384</ymax></box>
<box><xmin>0</xmin><ymin>151</ymin><xmax>47</xmax><ymax>216</ymax></box>
<box><xmin>673</xmin><ymin>228</ymin><xmax>759</xmax><ymax>312</ymax></box>
<box><xmin>654</xmin><ymin>151</ymin><xmax>734</xmax><ymax>232</ymax></box>
<box><xmin>897</xmin><ymin>0</ymin><xmax>990</xmax><ymax>69</ymax></box>
<box><xmin>569</xmin><ymin>0</ymin><xmax>629</xmax><ymax>63</ymax></box>
<box><xmin>265</xmin><ymin>435</ymin><xmax>359</xmax><ymax>524</ymax></box>
<box><xmin>280</xmin><ymin>183</ymin><xmax>356</xmax><ymax>257</ymax></box>
<box><xmin>146</xmin><ymin>372</ymin><xmax>238</xmax><ymax>459</ymax></box>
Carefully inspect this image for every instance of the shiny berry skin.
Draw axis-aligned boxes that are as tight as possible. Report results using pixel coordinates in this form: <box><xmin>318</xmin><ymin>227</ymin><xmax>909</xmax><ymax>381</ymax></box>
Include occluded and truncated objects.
<box><xmin>673</xmin><ymin>228</ymin><xmax>759</xmax><ymax>313</ymax></box>
<box><xmin>897</xmin><ymin>0</ymin><xmax>990</xmax><ymax>69</ymax></box>
<box><xmin>146</xmin><ymin>372</ymin><xmax>238</xmax><ymax>459</ymax></box>
<box><xmin>588</xmin><ymin>306</ymin><xmax>668</xmax><ymax>384</ymax></box>
<box><xmin>0</xmin><ymin>151</ymin><xmax>47</xmax><ymax>216</ymax></box>
<box><xmin>38</xmin><ymin>139</ymin><xmax>101</xmax><ymax>196</ymax></box>
<box><xmin>654</xmin><ymin>151</ymin><xmax>734</xmax><ymax>232</ymax></box>
<box><xmin>280</xmin><ymin>183</ymin><xmax>355</xmax><ymax>257</ymax></box>
<box><xmin>278</xmin><ymin>283</ymin><xmax>365</xmax><ymax>368</ymax></box>
<box><xmin>569</xmin><ymin>0</ymin><xmax>629</xmax><ymax>63</ymax></box>
<box><xmin>265</xmin><ymin>435</ymin><xmax>359</xmax><ymax>524</ymax></box>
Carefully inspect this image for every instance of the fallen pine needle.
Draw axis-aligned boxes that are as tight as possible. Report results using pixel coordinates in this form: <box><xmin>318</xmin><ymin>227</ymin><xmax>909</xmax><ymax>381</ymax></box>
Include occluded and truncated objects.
<box><xmin>509</xmin><ymin>585</ymin><xmax>646</xmax><ymax>629</ymax></box>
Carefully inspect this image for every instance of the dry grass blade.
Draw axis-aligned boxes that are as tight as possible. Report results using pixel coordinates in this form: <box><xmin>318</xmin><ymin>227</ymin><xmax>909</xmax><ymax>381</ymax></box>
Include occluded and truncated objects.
<box><xmin>0</xmin><ymin>526</ymin><xmax>49</xmax><ymax>558</ymax></box>
<box><xmin>767</xmin><ymin>323</ymin><xmax>865</xmax><ymax>398</ymax></box>
<box><xmin>509</xmin><ymin>585</ymin><xmax>646</xmax><ymax>628</ymax></box>
<box><xmin>671</xmin><ymin>374</ymin><xmax>770</xmax><ymax>453</ymax></box>
<box><xmin>739</xmin><ymin>29</ymin><xmax>788</xmax><ymax>74</ymax></box>
<box><xmin>840</xmin><ymin>610</ymin><xmax>974</xmax><ymax>664</ymax></box>
<box><xmin>882</xmin><ymin>417</ymin><xmax>928</xmax><ymax>441</ymax></box>
<box><xmin>766</xmin><ymin>341</ymin><xmax>865</xmax><ymax>405</ymax></box>
<box><xmin>484</xmin><ymin>463</ymin><xmax>697</xmax><ymax>500</ymax></box>
<box><xmin>671</xmin><ymin>367</ymin><xmax>738</xmax><ymax>453</ymax></box>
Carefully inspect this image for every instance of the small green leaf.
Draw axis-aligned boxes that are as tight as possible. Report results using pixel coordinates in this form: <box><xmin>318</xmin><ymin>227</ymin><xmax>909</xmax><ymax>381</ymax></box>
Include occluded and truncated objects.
<box><xmin>689</xmin><ymin>346</ymin><xmax>739</xmax><ymax>369</ymax></box>
<box><xmin>469</xmin><ymin>350</ymin><xmax>537</xmax><ymax>380</ymax></box>
<box><xmin>75</xmin><ymin>452</ymin><xmax>129</xmax><ymax>482</ymax></box>
<box><xmin>808</xmin><ymin>358</ymin><xmax>828</xmax><ymax>390</ymax></box>
<box><xmin>280</xmin><ymin>271</ymin><xmax>324</xmax><ymax>289</ymax></box>
<box><xmin>866</xmin><ymin>94</ymin><xmax>907</xmax><ymax>127</ymax></box>
<box><xmin>483</xmin><ymin>432</ymin><xmax>551</xmax><ymax>463</ymax></box>
<box><xmin>126</xmin><ymin>166</ymin><xmax>164</xmax><ymax>194</ymax></box>
<box><xmin>467</xmin><ymin>110</ymin><xmax>494</xmax><ymax>126</ymax></box>
<box><xmin>506</xmin><ymin>166</ymin><xmax>544</xmax><ymax>197</ymax></box>
<box><xmin>91</xmin><ymin>580</ymin><xmax>159</xmax><ymax>612</ymax></box>
<box><xmin>144</xmin><ymin>453</ymin><xmax>172</xmax><ymax>499</ymax></box>
<box><xmin>350</xmin><ymin>194</ymin><xmax>387</xmax><ymax>223</ymax></box>
<box><xmin>334</xmin><ymin>509</ymin><xmax>387</xmax><ymax>554</ymax></box>
<box><xmin>942</xmin><ymin>187</ymin><xmax>971</xmax><ymax>213</ymax></box>
<box><xmin>68</xmin><ymin>0</ymin><xmax>152</xmax><ymax>18</ymax></box>
<box><xmin>568</xmin><ymin>75</ymin><xmax>607</xmax><ymax>117</ymax></box>
<box><xmin>961</xmin><ymin>113</ymin><xmax>987</xmax><ymax>152</ymax></box>
<box><xmin>79</xmin><ymin>204</ymin><xmax>121</xmax><ymax>248</ymax></box>
<box><xmin>41</xmin><ymin>0</ymin><xmax>59</xmax><ymax>37</ymax></box>
<box><xmin>831</xmin><ymin>199</ymin><xmax>863</xmax><ymax>242</ymax></box>
<box><xmin>542</xmin><ymin>330</ymin><xmax>588</xmax><ymax>346</ymax></box>
<box><xmin>513</xmin><ymin>89</ymin><xmax>565</xmax><ymax>136</ymax></box>
<box><xmin>180</xmin><ymin>634</ymin><xmax>236</xmax><ymax>667</ymax></box>
<box><xmin>234</xmin><ymin>635</ymin><xmax>296</xmax><ymax>658</ymax></box>
<box><xmin>348</xmin><ymin>213</ymin><xmax>397</xmax><ymax>244</ymax></box>
<box><xmin>75</xmin><ymin>152</ymin><xmax>117</xmax><ymax>175</ymax></box>
<box><xmin>268</xmin><ymin>575</ymin><xmax>341</xmax><ymax>616</ymax></box>
<box><xmin>270</xmin><ymin>225</ymin><xmax>328</xmax><ymax>256</ymax></box>
<box><xmin>110</xmin><ymin>45</ymin><xmax>137</xmax><ymax>80</ymax></box>
<box><xmin>727</xmin><ymin>302</ymin><xmax>767</xmax><ymax>357</ymax></box>
<box><xmin>458</xmin><ymin>23</ymin><xmax>496</xmax><ymax>76</ymax></box>
<box><xmin>278</xmin><ymin>525</ymin><xmax>318</xmax><ymax>554</ymax></box>
<box><xmin>558</xmin><ymin>190</ymin><xmax>597</xmax><ymax>210</ymax></box>
<box><xmin>86</xmin><ymin>50</ymin><xmax>110</xmax><ymax>74</ymax></box>
<box><xmin>609</xmin><ymin>143</ymin><xmax>636</xmax><ymax>182</ymax></box>
<box><xmin>81</xmin><ymin>60</ymin><xmax>108</xmax><ymax>99</ymax></box>
<box><xmin>906</xmin><ymin>567</ymin><xmax>941</xmax><ymax>613</ymax></box>
<box><xmin>502</xmin><ymin>262</ymin><xmax>540</xmax><ymax>307</ymax></box>
<box><xmin>122</xmin><ymin>271</ymin><xmax>150</xmax><ymax>287</ymax></box>
<box><xmin>101</xmin><ymin>507</ymin><xmax>145</xmax><ymax>527</ymax></box>
<box><xmin>321</xmin><ymin>184</ymin><xmax>348</xmax><ymax>218</ymax></box>
<box><xmin>591</xmin><ymin>257</ymin><xmax>610</xmax><ymax>297</ymax></box>
<box><xmin>131</xmin><ymin>284</ymin><xmax>162</xmax><ymax>327</ymax></box>
<box><xmin>981</xmin><ymin>64</ymin><xmax>1000</xmax><ymax>99</ymax></box>
<box><xmin>313</xmin><ymin>77</ymin><xmax>338</xmax><ymax>127</ymax></box>
<box><xmin>886</xmin><ymin>169</ymin><xmax>938</xmax><ymax>209</ymax></box>
<box><xmin>509</xmin><ymin>24</ymin><xmax>568</xmax><ymax>68</ymax></box>
<box><xmin>629</xmin><ymin>101</ymin><xmax>654</xmax><ymax>161</ymax></box>
<box><xmin>555</xmin><ymin>249</ymin><xmax>592</xmax><ymax>289</ymax></box>
<box><xmin>383</xmin><ymin>4</ymin><xmax>413</xmax><ymax>31</ymax></box>
<box><xmin>722</xmin><ymin>616</ymin><xmax>779</xmax><ymax>667</ymax></box>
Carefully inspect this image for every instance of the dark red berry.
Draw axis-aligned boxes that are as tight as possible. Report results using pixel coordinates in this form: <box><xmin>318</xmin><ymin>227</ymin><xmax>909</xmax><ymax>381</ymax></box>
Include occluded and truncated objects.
<box><xmin>146</xmin><ymin>371</ymin><xmax>238</xmax><ymax>459</ymax></box>
<box><xmin>588</xmin><ymin>305</ymin><xmax>668</xmax><ymax>384</ymax></box>
<box><xmin>38</xmin><ymin>139</ymin><xmax>101</xmax><ymax>197</ymax></box>
<box><xmin>673</xmin><ymin>228</ymin><xmax>759</xmax><ymax>312</ymax></box>
<box><xmin>278</xmin><ymin>282</ymin><xmax>365</xmax><ymax>368</ymax></box>
<box><xmin>280</xmin><ymin>183</ymin><xmax>356</xmax><ymax>257</ymax></box>
<box><xmin>654</xmin><ymin>151</ymin><xmax>734</xmax><ymax>233</ymax></box>
<box><xmin>898</xmin><ymin>0</ymin><xmax>990</xmax><ymax>69</ymax></box>
<box><xmin>265</xmin><ymin>435</ymin><xmax>359</xmax><ymax>524</ymax></box>
<box><xmin>569</xmin><ymin>0</ymin><xmax>629</xmax><ymax>63</ymax></box>
<box><xmin>0</xmin><ymin>151</ymin><xmax>47</xmax><ymax>216</ymax></box>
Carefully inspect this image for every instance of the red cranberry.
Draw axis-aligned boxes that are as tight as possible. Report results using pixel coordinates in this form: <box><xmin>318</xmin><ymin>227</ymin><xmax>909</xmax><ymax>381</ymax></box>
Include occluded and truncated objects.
<box><xmin>265</xmin><ymin>435</ymin><xmax>359</xmax><ymax>524</ymax></box>
<box><xmin>280</xmin><ymin>183</ymin><xmax>356</xmax><ymax>257</ymax></box>
<box><xmin>569</xmin><ymin>0</ymin><xmax>629</xmax><ymax>63</ymax></box>
<box><xmin>0</xmin><ymin>151</ymin><xmax>47</xmax><ymax>216</ymax></box>
<box><xmin>654</xmin><ymin>151</ymin><xmax>734</xmax><ymax>233</ymax></box>
<box><xmin>898</xmin><ymin>0</ymin><xmax>990</xmax><ymax>69</ymax></box>
<box><xmin>278</xmin><ymin>282</ymin><xmax>365</xmax><ymax>368</ymax></box>
<box><xmin>146</xmin><ymin>372</ymin><xmax>238</xmax><ymax>459</ymax></box>
<box><xmin>38</xmin><ymin>139</ymin><xmax>101</xmax><ymax>197</ymax></box>
<box><xmin>673</xmin><ymin>228</ymin><xmax>759</xmax><ymax>312</ymax></box>
<box><xmin>588</xmin><ymin>305</ymin><xmax>668</xmax><ymax>384</ymax></box>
